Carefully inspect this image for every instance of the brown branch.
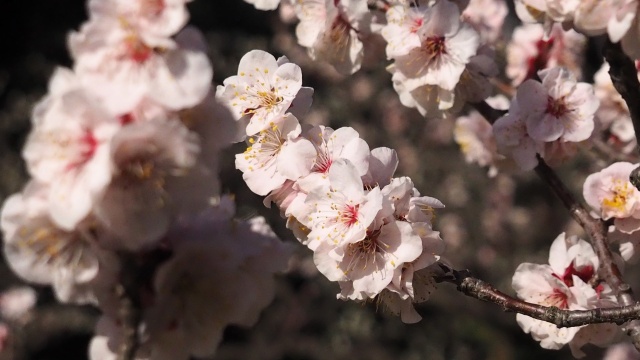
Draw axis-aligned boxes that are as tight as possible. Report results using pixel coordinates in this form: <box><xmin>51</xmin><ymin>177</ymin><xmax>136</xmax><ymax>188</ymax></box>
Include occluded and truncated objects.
<box><xmin>438</xmin><ymin>264</ymin><xmax>640</xmax><ymax>327</ymax></box>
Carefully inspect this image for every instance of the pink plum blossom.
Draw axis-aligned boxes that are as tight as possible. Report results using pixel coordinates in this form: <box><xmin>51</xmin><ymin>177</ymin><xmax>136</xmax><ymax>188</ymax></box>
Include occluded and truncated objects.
<box><xmin>461</xmin><ymin>0</ymin><xmax>508</xmax><ymax>44</ymax></box>
<box><xmin>493</xmin><ymin>100</ymin><xmax>545</xmax><ymax>171</ymax></box>
<box><xmin>392</xmin><ymin>0</ymin><xmax>480</xmax><ymax>91</ymax></box>
<box><xmin>454</xmin><ymin>96</ymin><xmax>507</xmax><ymax>176</ymax></box>
<box><xmin>517</xmin><ymin>67</ymin><xmax>597</xmax><ymax>143</ymax></box>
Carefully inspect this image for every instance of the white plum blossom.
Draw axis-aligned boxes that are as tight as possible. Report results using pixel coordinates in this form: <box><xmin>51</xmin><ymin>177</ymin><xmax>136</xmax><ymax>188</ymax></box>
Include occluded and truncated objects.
<box><xmin>294</xmin><ymin>0</ymin><xmax>371</xmax><ymax>74</ymax></box>
<box><xmin>296</xmin><ymin>125</ymin><xmax>371</xmax><ymax>190</ymax></box>
<box><xmin>314</xmin><ymin>218</ymin><xmax>423</xmax><ymax>300</ymax></box>
<box><xmin>513</xmin><ymin>233</ymin><xmax>619</xmax><ymax>354</ymax></box>
<box><xmin>391</xmin><ymin>0</ymin><xmax>480</xmax><ymax>92</ymax></box>
<box><xmin>583</xmin><ymin>162</ymin><xmax>640</xmax><ymax>234</ymax></box>
<box><xmin>1</xmin><ymin>182</ymin><xmax>103</xmax><ymax>303</ymax></box>
<box><xmin>94</xmin><ymin>119</ymin><xmax>203</xmax><ymax>250</ymax></box>
<box><xmin>304</xmin><ymin>159</ymin><xmax>382</xmax><ymax>250</ymax></box>
<box><xmin>517</xmin><ymin>67</ymin><xmax>597</xmax><ymax>143</ymax></box>
<box><xmin>381</xmin><ymin>4</ymin><xmax>429</xmax><ymax>58</ymax></box>
<box><xmin>23</xmin><ymin>68</ymin><xmax>119</xmax><ymax>230</ymax></box>
<box><xmin>88</xmin><ymin>0</ymin><xmax>192</xmax><ymax>45</ymax></box>
<box><xmin>216</xmin><ymin>50</ymin><xmax>306</xmax><ymax>136</ymax></box>
<box><xmin>69</xmin><ymin>18</ymin><xmax>212</xmax><ymax>114</ymax></box>
<box><xmin>235</xmin><ymin>113</ymin><xmax>317</xmax><ymax>196</ymax></box>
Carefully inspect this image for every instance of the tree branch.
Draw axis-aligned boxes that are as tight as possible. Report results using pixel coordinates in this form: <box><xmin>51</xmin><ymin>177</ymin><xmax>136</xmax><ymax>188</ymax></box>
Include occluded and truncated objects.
<box><xmin>438</xmin><ymin>263</ymin><xmax>640</xmax><ymax>327</ymax></box>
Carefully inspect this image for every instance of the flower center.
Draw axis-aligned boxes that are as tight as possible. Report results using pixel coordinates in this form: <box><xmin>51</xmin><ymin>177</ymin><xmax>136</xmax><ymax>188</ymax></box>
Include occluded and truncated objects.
<box><xmin>546</xmin><ymin>96</ymin><xmax>569</xmax><ymax>118</ymax></box>
<box><xmin>602</xmin><ymin>179</ymin><xmax>634</xmax><ymax>213</ymax></box>
<box><xmin>338</xmin><ymin>204</ymin><xmax>360</xmax><ymax>227</ymax></box>
<box><xmin>123</xmin><ymin>34</ymin><xmax>153</xmax><ymax>64</ymax></box>
<box><xmin>543</xmin><ymin>288</ymin><xmax>569</xmax><ymax>309</ymax></box>
<box><xmin>424</xmin><ymin>36</ymin><xmax>446</xmax><ymax>57</ymax></box>
<box><xmin>552</xmin><ymin>260</ymin><xmax>594</xmax><ymax>287</ymax></box>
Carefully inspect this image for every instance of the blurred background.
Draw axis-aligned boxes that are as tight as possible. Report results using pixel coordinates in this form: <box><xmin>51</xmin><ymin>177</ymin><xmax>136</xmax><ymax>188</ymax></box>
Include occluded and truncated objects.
<box><xmin>0</xmin><ymin>1</ymin><xmax>635</xmax><ymax>359</ymax></box>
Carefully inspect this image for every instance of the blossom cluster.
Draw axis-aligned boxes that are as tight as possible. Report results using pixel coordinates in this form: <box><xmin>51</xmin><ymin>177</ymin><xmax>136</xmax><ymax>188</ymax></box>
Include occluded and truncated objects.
<box><xmin>220</xmin><ymin>49</ymin><xmax>446</xmax><ymax>324</ymax></box>
<box><xmin>242</xmin><ymin>0</ymin><xmax>506</xmax><ymax>119</ymax></box>
<box><xmin>512</xmin><ymin>233</ymin><xmax>621</xmax><ymax>357</ymax></box>
<box><xmin>0</xmin><ymin>0</ymin><xmax>291</xmax><ymax>359</ymax></box>
<box><xmin>515</xmin><ymin>0</ymin><xmax>640</xmax><ymax>59</ymax></box>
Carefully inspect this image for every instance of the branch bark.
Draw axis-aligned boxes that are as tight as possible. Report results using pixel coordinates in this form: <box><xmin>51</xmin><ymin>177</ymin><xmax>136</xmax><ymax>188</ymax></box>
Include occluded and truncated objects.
<box><xmin>116</xmin><ymin>253</ymin><xmax>143</xmax><ymax>360</ymax></box>
<box><xmin>439</xmin><ymin>264</ymin><xmax>640</xmax><ymax>327</ymax></box>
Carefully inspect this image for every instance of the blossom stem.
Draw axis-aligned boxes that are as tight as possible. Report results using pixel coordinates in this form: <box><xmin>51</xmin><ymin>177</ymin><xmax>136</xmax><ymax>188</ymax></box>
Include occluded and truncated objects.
<box><xmin>439</xmin><ymin>262</ymin><xmax>640</xmax><ymax>328</ymax></box>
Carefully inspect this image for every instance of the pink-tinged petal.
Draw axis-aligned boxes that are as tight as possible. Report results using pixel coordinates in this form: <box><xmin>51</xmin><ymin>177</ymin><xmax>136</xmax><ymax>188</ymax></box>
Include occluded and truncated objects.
<box><xmin>238</xmin><ymin>50</ymin><xmax>279</xmax><ymax>76</ymax></box>
<box><xmin>328</xmin><ymin>159</ymin><xmax>365</xmax><ymax>196</ymax></box>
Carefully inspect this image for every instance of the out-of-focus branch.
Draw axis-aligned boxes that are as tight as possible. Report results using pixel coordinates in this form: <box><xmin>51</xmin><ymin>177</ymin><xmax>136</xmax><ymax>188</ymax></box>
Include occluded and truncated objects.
<box><xmin>471</xmin><ymin>100</ymin><xmax>507</xmax><ymax>124</ymax></box>
<box><xmin>603</xmin><ymin>41</ymin><xmax>640</xmax><ymax>153</ymax></box>
<box><xmin>117</xmin><ymin>253</ymin><xmax>143</xmax><ymax>360</ymax></box>
<box><xmin>439</xmin><ymin>263</ymin><xmax>640</xmax><ymax>327</ymax></box>
<box><xmin>603</xmin><ymin>40</ymin><xmax>640</xmax><ymax>192</ymax></box>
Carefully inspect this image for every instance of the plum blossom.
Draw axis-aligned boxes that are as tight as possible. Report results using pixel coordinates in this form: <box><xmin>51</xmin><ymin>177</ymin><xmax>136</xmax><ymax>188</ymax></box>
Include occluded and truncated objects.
<box><xmin>314</xmin><ymin>218</ymin><xmax>423</xmax><ymax>299</ymax></box>
<box><xmin>461</xmin><ymin>0</ymin><xmax>508</xmax><ymax>44</ymax></box>
<box><xmin>493</xmin><ymin>100</ymin><xmax>545</xmax><ymax>171</ymax></box>
<box><xmin>294</xmin><ymin>0</ymin><xmax>371</xmax><ymax>74</ymax></box>
<box><xmin>243</xmin><ymin>0</ymin><xmax>281</xmax><ymax>10</ymax></box>
<box><xmin>23</xmin><ymin>68</ymin><xmax>119</xmax><ymax>230</ymax></box>
<box><xmin>506</xmin><ymin>24</ymin><xmax>586</xmax><ymax>86</ymax></box>
<box><xmin>584</xmin><ymin>162</ymin><xmax>640</xmax><ymax>234</ymax></box>
<box><xmin>513</xmin><ymin>233</ymin><xmax>619</xmax><ymax>354</ymax></box>
<box><xmin>69</xmin><ymin>18</ymin><xmax>212</xmax><ymax>114</ymax></box>
<box><xmin>1</xmin><ymin>182</ymin><xmax>104</xmax><ymax>303</ymax></box>
<box><xmin>93</xmin><ymin>119</ymin><xmax>205</xmax><ymax>250</ymax></box>
<box><xmin>454</xmin><ymin>96</ymin><xmax>508</xmax><ymax>176</ymax></box>
<box><xmin>304</xmin><ymin>159</ymin><xmax>382</xmax><ymax>249</ymax></box>
<box><xmin>88</xmin><ymin>0</ymin><xmax>192</xmax><ymax>45</ymax></box>
<box><xmin>593</xmin><ymin>62</ymin><xmax>637</xmax><ymax>151</ymax></box>
<box><xmin>517</xmin><ymin>67</ymin><xmax>597</xmax><ymax>143</ymax></box>
<box><xmin>235</xmin><ymin>113</ymin><xmax>316</xmax><ymax>196</ymax></box>
<box><xmin>296</xmin><ymin>125</ymin><xmax>370</xmax><ymax>190</ymax></box>
<box><xmin>216</xmin><ymin>50</ymin><xmax>307</xmax><ymax>136</ymax></box>
<box><xmin>391</xmin><ymin>0</ymin><xmax>480</xmax><ymax>91</ymax></box>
